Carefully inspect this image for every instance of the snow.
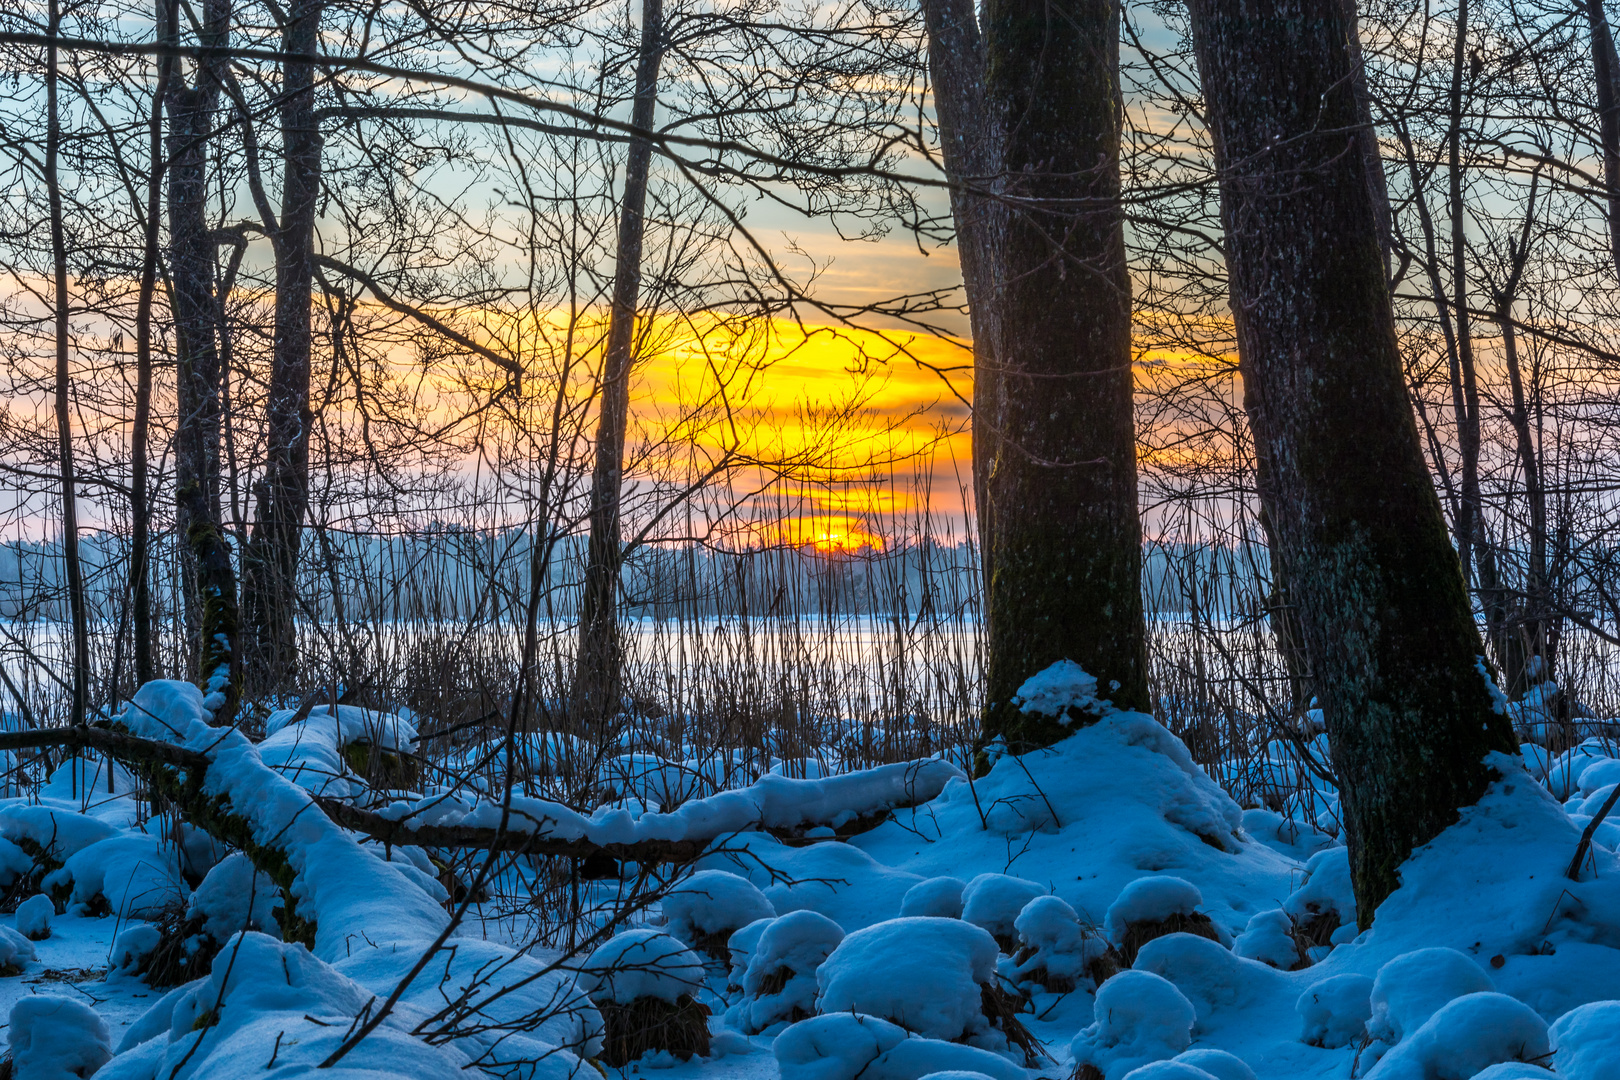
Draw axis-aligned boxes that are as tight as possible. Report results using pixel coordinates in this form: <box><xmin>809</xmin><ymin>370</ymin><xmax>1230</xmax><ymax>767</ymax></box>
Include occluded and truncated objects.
<box><xmin>0</xmin><ymin>923</ymin><xmax>35</xmax><ymax>971</ymax></box>
<box><xmin>575</xmin><ymin>928</ymin><xmax>707</xmax><ymax>1005</ymax></box>
<box><xmin>736</xmin><ymin>910</ymin><xmax>844</xmax><ymax>1033</ymax></box>
<box><xmin>815</xmin><ymin>917</ymin><xmax>997</xmax><ymax>1042</ymax></box>
<box><xmin>1069</xmin><ymin>969</ymin><xmax>1196</xmax><ymax>1079</ymax></box>
<box><xmin>39</xmin><ymin>665</ymin><xmax>1620</xmax><ymax>1080</ymax></box>
<box><xmin>960</xmin><ymin>874</ymin><xmax>1045</xmax><ymax>945</ymax></box>
<box><xmin>1366</xmin><ymin>947</ymin><xmax>1496</xmax><ymax>1044</ymax></box>
<box><xmin>774</xmin><ymin>1014</ymin><xmax>1024</xmax><ymax>1080</ymax></box>
<box><xmin>1294</xmin><ymin>973</ymin><xmax>1372</xmax><ymax>1049</ymax></box>
<box><xmin>14</xmin><ymin>893</ymin><xmax>52</xmax><ymax>939</ymax></box>
<box><xmin>1104</xmin><ymin>876</ymin><xmax>1204</xmax><ymax>938</ymax></box>
<box><xmin>48</xmin><ymin>832</ymin><xmax>187</xmax><ymax>920</ymax></box>
<box><xmin>1281</xmin><ymin>847</ymin><xmax>1356</xmax><ymax>938</ymax></box>
<box><xmin>1167</xmin><ymin>1049</ymin><xmax>1257</xmax><ymax>1080</ymax></box>
<box><xmin>900</xmin><ymin>876</ymin><xmax>966</xmax><ymax>919</ymax></box>
<box><xmin>1363</xmin><ymin>992</ymin><xmax>1549</xmax><ymax>1079</ymax></box>
<box><xmin>1548</xmin><ymin>1000</ymin><xmax>1620</xmax><ymax>1079</ymax></box>
<box><xmin>664</xmin><ymin>870</ymin><xmax>777</xmax><ymax>947</ymax></box>
<box><xmin>1006</xmin><ymin>894</ymin><xmax>1105</xmax><ymax>989</ymax></box>
<box><xmin>1011</xmin><ymin>659</ymin><xmax>1108</xmax><ymax>723</ymax></box>
<box><xmin>188</xmin><ymin>852</ymin><xmax>279</xmax><ymax>942</ymax></box>
<box><xmin>1232</xmin><ymin>910</ymin><xmax>1299</xmax><ymax>970</ymax></box>
<box><xmin>9</xmin><ymin>994</ymin><xmax>112</xmax><ymax>1080</ymax></box>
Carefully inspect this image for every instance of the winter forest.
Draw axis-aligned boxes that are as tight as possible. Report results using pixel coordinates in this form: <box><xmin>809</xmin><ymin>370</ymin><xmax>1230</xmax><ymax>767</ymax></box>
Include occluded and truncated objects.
<box><xmin>7</xmin><ymin>0</ymin><xmax>1620</xmax><ymax>1077</ymax></box>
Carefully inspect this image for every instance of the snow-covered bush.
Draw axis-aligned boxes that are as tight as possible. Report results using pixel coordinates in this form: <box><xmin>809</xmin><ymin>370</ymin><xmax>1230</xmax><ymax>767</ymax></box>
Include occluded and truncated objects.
<box><xmin>0</xmin><ymin>806</ymin><xmax>117</xmax><ymax>888</ymax></box>
<box><xmin>0</xmin><ymin>923</ymin><xmax>36</xmax><ymax>975</ymax></box>
<box><xmin>901</xmin><ymin>876</ymin><xmax>967</xmax><ymax>919</ymax></box>
<box><xmin>15</xmin><ymin>892</ymin><xmax>52</xmax><ymax>940</ymax></box>
<box><xmin>8</xmin><ymin>995</ymin><xmax>111</xmax><ymax>1080</ymax></box>
<box><xmin>774</xmin><ymin>1013</ymin><xmax>1025</xmax><ymax>1080</ymax></box>
<box><xmin>663</xmin><ymin>869</ymin><xmax>775</xmax><ymax>957</ymax></box>
<box><xmin>110</xmin><ymin>923</ymin><xmax>162</xmax><ymax>978</ymax></box>
<box><xmin>817</xmin><ymin>917</ymin><xmax>999</xmax><ymax>1044</ymax></box>
<box><xmin>960</xmin><ymin>873</ymin><xmax>1044</xmax><ymax>950</ymax></box>
<box><xmin>736</xmin><ymin>910</ymin><xmax>844</xmax><ymax>1033</ymax></box>
<box><xmin>1282</xmin><ymin>846</ymin><xmax>1357</xmax><ymax>948</ymax></box>
<box><xmin>1069</xmin><ymin>969</ymin><xmax>1196</xmax><ymax>1080</ymax></box>
<box><xmin>1165</xmin><ymin>1049</ymin><xmax>1257</xmax><ymax>1080</ymax></box>
<box><xmin>1548</xmin><ymin>1000</ymin><xmax>1620</xmax><ymax>1079</ymax></box>
<box><xmin>1232</xmin><ymin>909</ymin><xmax>1302</xmax><ymax>970</ymax></box>
<box><xmin>575</xmin><ymin>928</ymin><xmax>710</xmax><ymax>1064</ymax></box>
<box><xmin>727</xmin><ymin>916</ymin><xmax>773</xmax><ymax>991</ymax></box>
<box><xmin>45</xmin><ymin>833</ymin><xmax>187</xmax><ymax>919</ymax></box>
<box><xmin>1104</xmin><ymin>876</ymin><xmax>1221</xmax><ymax>965</ymax></box>
<box><xmin>1006</xmin><ymin>894</ymin><xmax>1108</xmax><ymax>992</ymax></box>
<box><xmin>1296</xmin><ymin>973</ymin><xmax>1373</xmax><ymax>1049</ymax></box>
<box><xmin>1364</xmin><ymin>992</ymin><xmax>1549</xmax><ymax>1079</ymax></box>
<box><xmin>1368</xmin><ymin>947</ymin><xmax>1495</xmax><ymax>1045</ymax></box>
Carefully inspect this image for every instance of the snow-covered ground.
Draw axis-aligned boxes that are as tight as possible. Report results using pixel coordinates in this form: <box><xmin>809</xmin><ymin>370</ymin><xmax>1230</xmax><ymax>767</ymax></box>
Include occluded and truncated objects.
<box><xmin>1</xmin><ymin>665</ymin><xmax>1618</xmax><ymax>1079</ymax></box>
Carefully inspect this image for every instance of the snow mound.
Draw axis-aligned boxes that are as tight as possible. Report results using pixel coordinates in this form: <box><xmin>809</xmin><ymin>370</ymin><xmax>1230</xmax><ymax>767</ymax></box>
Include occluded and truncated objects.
<box><xmin>15</xmin><ymin>892</ymin><xmax>52</xmax><ymax>939</ymax></box>
<box><xmin>1232</xmin><ymin>910</ymin><xmax>1299</xmax><ymax>970</ymax></box>
<box><xmin>1167</xmin><ymin>1049</ymin><xmax>1257</xmax><ymax>1080</ymax></box>
<box><xmin>1008</xmin><ymin>894</ymin><xmax>1105</xmax><ymax>990</ymax></box>
<box><xmin>1011</xmin><ymin>659</ymin><xmax>1109</xmax><ymax>723</ymax></box>
<box><xmin>188</xmin><ymin>852</ymin><xmax>280</xmax><ymax>942</ymax></box>
<box><xmin>901</xmin><ymin>877</ymin><xmax>966</xmax><ymax>919</ymax></box>
<box><xmin>1296</xmin><ymin>972</ymin><xmax>1373</xmax><ymax>1048</ymax></box>
<box><xmin>1549</xmin><ymin>1000</ymin><xmax>1620</xmax><ymax>1079</ymax></box>
<box><xmin>1070</xmin><ymin>969</ymin><xmax>1196</xmax><ymax>1079</ymax></box>
<box><xmin>110</xmin><ymin>923</ymin><xmax>161</xmax><ymax>977</ymax></box>
<box><xmin>0</xmin><ymin>923</ymin><xmax>35</xmax><ymax>971</ymax></box>
<box><xmin>576</xmin><ymin>928</ymin><xmax>707</xmax><ymax>1005</ymax></box>
<box><xmin>1368</xmin><ymin>947</ymin><xmax>1495</xmax><ymax>1044</ymax></box>
<box><xmin>961</xmin><ymin>873</ymin><xmax>1045</xmax><ymax>947</ymax></box>
<box><xmin>727</xmin><ymin>916</ymin><xmax>772</xmax><ymax>990</ymax></box>
<box><xmin>1282</xmin><ymin>846</ymin><xmax>1356</xmax><ymax>938</ymax></box>
<box><xmin>1364</xmin><ymin>992</ymin><xmax>1548</xmax><ymax>1079</ymax></box>
<box><xmin>265</xmin><ymin>701</ymin><xmax>418</xmax><ymax>752</ymax></box>
<box><xmin>9</xmin><ymin>994</ymin><xmax>111</xmax><ymax>1080</ymax></box>
<box><xmin>114</xmin><ymin>931</ymin><xmax>481</xmax><ymax>1080</ymax></box>
<box><xmin>774</xmin><ymin>1013</ymin><xmax>1025</xmax><ymax>1080</ymax></box>
<box><xmin>1119</xmin><ymin>1064</ymin><xmax>1219</xmax><ymax>1080</ymax></box>
<box><xmin>47</xmin><ymin>832</ymin><xmax>187</xmax><ymax>919</ymax></box>
<box><xmin>1106</xmin><ymin>876</ymin><xmax>1203</xmax><ymax>938</ymax></box>
<box><xmin>739</xmin><ymin>910</ymin><xmax>845</xmax><ymax>1033</ymax></box>
<box><xmin>663</xmin><ymin>869</ymin><xmax>775</xmax><ymax>953</ymax></box>
<box><xmin>0</xmin><ymin>804</ymin><xmax>118</xmax><ymax>863</ymax></box>
<box><xmin>817</xmin><ymin>916</ymin><xmax>998</xmax><ymax>1042</ymax></box>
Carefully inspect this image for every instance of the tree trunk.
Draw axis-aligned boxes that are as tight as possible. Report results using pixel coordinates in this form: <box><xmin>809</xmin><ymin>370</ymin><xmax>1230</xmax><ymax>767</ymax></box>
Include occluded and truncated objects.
<box><xmin>46</xmin><ymin>0</ymin><xmax>89</xmax><ymax>727</ymax></box>
<box><xmin>921</xmin><ymin>0</ymin><xmax>1002</xmax><ymax>597</ymax></box>
<box><xmin>131</xmin><ymin>20</ymin><xmax>170</xmax><ymax>689</ymax></box>
<box><xmin>973</xmin><ymin>0</ymin><xmax>1148</xmax><ymax>748</ymax></box>
<box><xmin>1448</xmin><ymin>0</ymin><xmax>1484</xmax><ymax>589</ymax></box>
<box><xmin>1585</xmin><ymin>0</ymin><xmax>1620</xmax><ymax>280</ymax></box>
<box><xmin>165</xmin><ymin>0</ymin><xmax>240</xmax><ymax>721</ymax></box>
<box><xmin>1186</xmin><ymin>0</ymin><xmax>1518</xmax><ymax>922</ymax></box>
<box><xmin>243</xmin><ymin>0</ymin><xmax>322</xmax><ymax>682</ymax></box>
<box><xmin>573</xmin><ymin>0</ymin><xmax>664</xmax><ymax>727</ymax></box>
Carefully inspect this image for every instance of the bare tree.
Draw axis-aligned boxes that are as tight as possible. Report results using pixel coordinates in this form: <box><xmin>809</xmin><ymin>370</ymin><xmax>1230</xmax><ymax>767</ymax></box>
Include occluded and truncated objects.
<box><xmin>1186</xmin><ymin>0</ymin><xmax>1517</xmax><ymax>919</ymax></box>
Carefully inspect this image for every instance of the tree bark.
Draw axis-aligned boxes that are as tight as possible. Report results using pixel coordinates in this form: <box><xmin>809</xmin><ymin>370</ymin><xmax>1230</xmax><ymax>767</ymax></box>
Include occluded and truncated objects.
<box><xmin>1186</xmin><ymin>0</ymin><xmax>1518</xmax><ymax>921</ymax></box>
<box><xmin>1584</xmin><ymin>0</ymin><xmax>1620</xmax><ymax>280</ymax></box>
<box><xmin>973</xmin><ymin>0</ymin><xmax>1149</xmax><ymax>747</ymax></box>
<box><xmin>243</xmin><ymin>0</ymin><xmax>322</xmax><ymax>682</ymax></box>
<box><xmin>1447</xmin><ymin>0</ymin><xmax>1484</xmax><ymax>589</ymax></box>
<box><xmin>164</xmin><ymin>0</ymin><xmax>240</xmax><ymax>720</ymax></box>
<box><xmin>46</xmin><ymin>0</ymin><xmax>89</xmax><ymax>727</ymax></box>
<box><xmin>573</xmin><ymin>0</ymin><xmax>665</xmax><ymax>728</ymax></box>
